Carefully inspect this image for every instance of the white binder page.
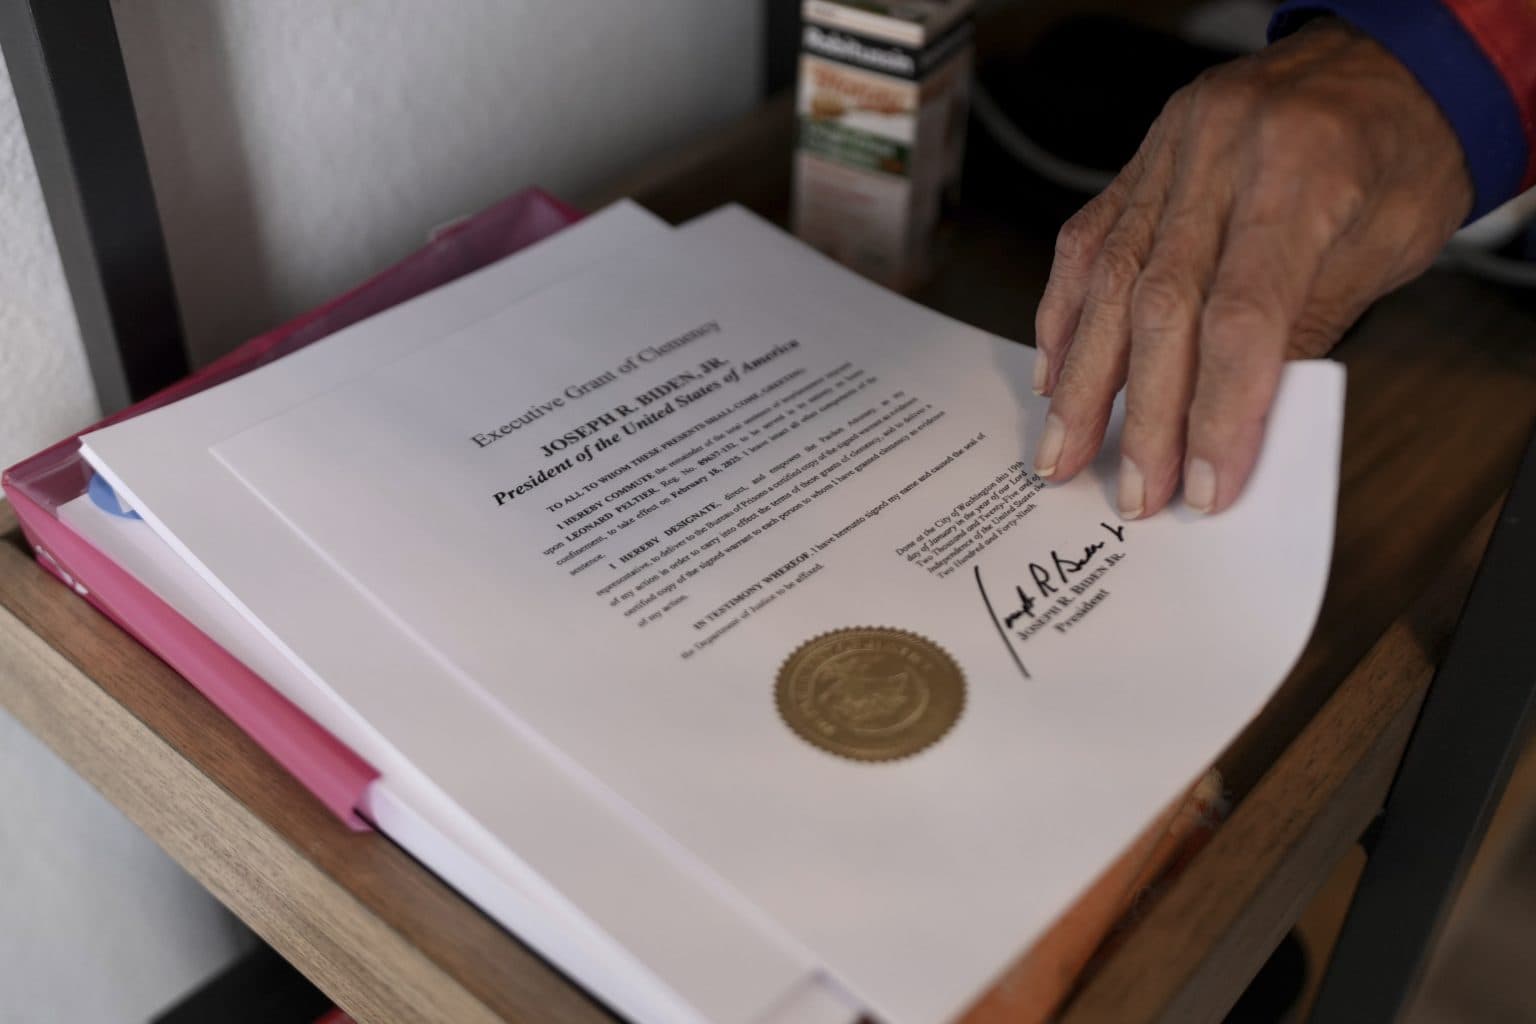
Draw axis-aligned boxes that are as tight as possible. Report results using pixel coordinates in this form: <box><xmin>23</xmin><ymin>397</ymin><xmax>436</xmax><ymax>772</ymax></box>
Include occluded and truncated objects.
<box><xmin>52</xmin><ymin>492</ymin><xmax>770</xmax><ymax>1024</ymax></box>
<box><xmin>214</xmin><ymin>209</ymin><xmax>1343</xmax><ymax>1024</ymax></box>
<box><xmin>81</xmin><ymin>203</ymin><xmax>818</xmax><ymax>1024</ymax></box>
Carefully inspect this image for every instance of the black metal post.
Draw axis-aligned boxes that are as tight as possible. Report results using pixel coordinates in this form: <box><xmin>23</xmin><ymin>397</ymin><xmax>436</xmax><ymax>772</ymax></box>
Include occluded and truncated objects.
<box><xmin>1310</xmin><ymin>425</ymin><xmax>1536</xmax><ymax>1022</ymax></box>
<box><xmin>764</xmin><ymin>0</ymin><xmax>800</xmax><ymax>96</ymax></box>
<box><xmin>0</xmin><ymin>0</ymin><xmax>187</xmax><ymax>413</ymax></box>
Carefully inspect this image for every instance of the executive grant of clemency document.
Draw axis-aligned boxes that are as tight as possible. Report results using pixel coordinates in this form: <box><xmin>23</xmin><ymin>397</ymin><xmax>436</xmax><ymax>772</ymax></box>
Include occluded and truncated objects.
<box><xmin>210</xmin><ymin>207</ymin><xmax>1343</xmax><ymax>1024</ymax></box>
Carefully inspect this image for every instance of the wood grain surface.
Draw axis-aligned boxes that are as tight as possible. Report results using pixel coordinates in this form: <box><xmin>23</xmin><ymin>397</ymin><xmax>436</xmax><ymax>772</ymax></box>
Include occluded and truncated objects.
<box><xmin>0</xmin><ymin>504</ymin><xmax>615</xmax><ymax>1024</ymax></box>
<box><xmin>3</xmin><ymin>81</ymin><xmax>1535</xmax><ymax>1023</ymax></box>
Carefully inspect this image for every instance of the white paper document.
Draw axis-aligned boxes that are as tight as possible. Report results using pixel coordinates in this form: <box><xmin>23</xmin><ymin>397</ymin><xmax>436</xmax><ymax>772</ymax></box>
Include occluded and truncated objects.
<box><xmin>82</xmin><ymin>203</ymin><xmax>830</xmax><ymax>1024</ymax></box>
<box><xmin>206</xmin><ymin>207</ymin><xmax>1342</xmax><ymax>1024</ymax></box>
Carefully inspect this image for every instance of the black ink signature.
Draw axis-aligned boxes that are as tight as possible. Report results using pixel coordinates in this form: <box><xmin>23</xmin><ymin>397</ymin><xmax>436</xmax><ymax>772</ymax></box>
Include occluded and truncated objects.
<box><xmin>975</xmin><ymin>522</ymin><xmax>1128</xmax><ymax>682</ymax></box>
<box><xmin>1024</xmin><ymin>523</ymin><xmax>1127</xmax><ymax>599</ymax></box>
<box><xmin>1002</xmin><ymin>586</ymin><xmax>1036</xmax><ymax>628</ymax></box>
<box><xmin>974</xmin><ymin>565</ymin><xmax>1031</xmax><ymax>680</ymax></box>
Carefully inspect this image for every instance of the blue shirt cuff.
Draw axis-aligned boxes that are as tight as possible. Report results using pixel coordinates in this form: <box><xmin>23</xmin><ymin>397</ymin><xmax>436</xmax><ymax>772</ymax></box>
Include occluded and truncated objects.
<box><xmin>1271</xmin><ymin>0</ymin><xmax>1527</xmax><ymax>220</ymax></box>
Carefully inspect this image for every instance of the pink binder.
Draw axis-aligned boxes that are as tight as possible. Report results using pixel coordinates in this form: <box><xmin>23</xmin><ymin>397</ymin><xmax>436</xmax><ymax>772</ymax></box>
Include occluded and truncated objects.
<box><xmin>3</xmin><ymin>187</ymin><xmax>585</xmax><ymax>830</ymax></box>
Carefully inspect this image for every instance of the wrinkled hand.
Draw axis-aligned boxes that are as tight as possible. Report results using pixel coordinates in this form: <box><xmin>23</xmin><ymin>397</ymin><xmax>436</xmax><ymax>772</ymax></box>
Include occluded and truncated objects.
<box><xmin>1031</xmin><ymin>18</ymin><xmax>1472</xmax><ymax>517</ymax></box>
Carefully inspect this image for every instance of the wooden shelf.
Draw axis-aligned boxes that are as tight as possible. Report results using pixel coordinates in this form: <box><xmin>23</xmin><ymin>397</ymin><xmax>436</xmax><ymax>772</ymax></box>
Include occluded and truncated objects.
<box><xmin>5</xmin><ymin>93</ymin><xmax>1536</xmax><ymax>1022</ymax></box>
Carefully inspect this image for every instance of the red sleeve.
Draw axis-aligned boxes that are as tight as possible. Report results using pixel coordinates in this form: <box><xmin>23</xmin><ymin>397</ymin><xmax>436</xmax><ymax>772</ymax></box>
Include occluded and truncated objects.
<box><xmin>1445</xmin><ymin>0</ymin><xmax>1536</xmax><ymax>191</ymax></box>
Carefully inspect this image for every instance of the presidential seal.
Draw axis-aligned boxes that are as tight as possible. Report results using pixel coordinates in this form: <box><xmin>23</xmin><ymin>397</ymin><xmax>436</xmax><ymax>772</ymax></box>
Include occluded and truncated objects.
<box><xmin>775</xmin><ymin>627</ymin><xmax>965</xmax><ymax>761</ymax></box>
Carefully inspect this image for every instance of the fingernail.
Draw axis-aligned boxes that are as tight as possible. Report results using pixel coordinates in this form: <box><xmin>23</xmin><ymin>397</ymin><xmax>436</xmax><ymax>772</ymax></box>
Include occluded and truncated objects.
<box><xmin>1032</xmin><ymin>352</ymin><xmax>1048</xmax><ymax>395</ymax></box>
<box><xmin>1184</xmin><ymin>458</ymin><xmax>1216</xmax><ymax>514</ymax></box>
<box><xmin>1117</xmin><ymin>456</ymin><xmax>1145</xmax><ymax>519</ymax></box>
<box><xmin>1035</xmin><ymin>414</ymin><xmax>1066</xmax><ymax>478</ymax></box>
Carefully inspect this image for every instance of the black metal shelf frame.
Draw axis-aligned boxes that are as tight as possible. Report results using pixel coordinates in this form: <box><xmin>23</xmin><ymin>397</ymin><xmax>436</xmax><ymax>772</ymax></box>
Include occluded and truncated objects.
<box><xmin>2</xmin><ymin>0</ymin><xmax>188</xmax><ymax>411</ymax></box>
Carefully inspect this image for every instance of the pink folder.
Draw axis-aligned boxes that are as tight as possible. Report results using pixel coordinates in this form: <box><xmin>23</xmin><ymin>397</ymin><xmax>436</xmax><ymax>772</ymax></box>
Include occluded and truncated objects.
<box><xmin>3</xmin><ymin>188</ymin><xmax>585</xmax><ymax>830</ymax></box>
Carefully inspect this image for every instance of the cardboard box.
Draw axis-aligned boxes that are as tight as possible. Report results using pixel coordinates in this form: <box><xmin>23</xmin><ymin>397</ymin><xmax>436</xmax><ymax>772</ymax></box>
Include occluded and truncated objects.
<box><xmin>794</xmin><ymin>0</ymin><xmax>974</xmax><ymax>290</ymax></box>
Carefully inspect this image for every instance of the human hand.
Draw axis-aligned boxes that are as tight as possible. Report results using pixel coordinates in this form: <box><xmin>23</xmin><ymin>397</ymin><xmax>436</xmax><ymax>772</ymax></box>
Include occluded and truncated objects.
<box><xmin>1031</xmin><ymin>18</ymin><xmax>1473</xmax><ymax>517</ymax></box>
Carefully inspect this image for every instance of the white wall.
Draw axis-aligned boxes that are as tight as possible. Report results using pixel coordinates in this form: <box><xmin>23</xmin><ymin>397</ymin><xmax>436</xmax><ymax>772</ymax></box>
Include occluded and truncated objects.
<box><xmin>1</xmin><ymin>3</ymin><xmax>761</xmax><ymax>1019</ymax></box>
<box><xmin>115</xmin><ymin>0</ymin><xmax>762</xmax><ymax>365</ymax></box>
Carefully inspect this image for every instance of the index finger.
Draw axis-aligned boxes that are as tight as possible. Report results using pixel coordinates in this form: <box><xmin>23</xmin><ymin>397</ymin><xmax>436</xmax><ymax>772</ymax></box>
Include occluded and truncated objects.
<box><xmin>1033</xmin><ymin>117</ymin><xmax>1171</xmax><ymax>396</ymax></box>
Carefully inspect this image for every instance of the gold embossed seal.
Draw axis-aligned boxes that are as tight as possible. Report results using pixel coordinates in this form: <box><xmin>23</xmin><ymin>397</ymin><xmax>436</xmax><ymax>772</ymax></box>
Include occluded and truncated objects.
<box><xmin>776</xmin><ymin>627</ymin><xmax>965</xmax><ymax>761</ymax></box>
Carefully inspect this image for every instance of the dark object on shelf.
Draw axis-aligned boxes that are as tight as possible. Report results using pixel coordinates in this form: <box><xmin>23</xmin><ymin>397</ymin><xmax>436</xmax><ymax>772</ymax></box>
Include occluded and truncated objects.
<box><xmin>973</xmin><ymin>15</ymin><xmax>1240</xmax><ymax>197</ymax></box>
<box><xmin>1224</xmin><ymin>932</ymin><xmax>1307</xmax><ymax>1023</ymax></box>
<box><xmin>152</xmin><ymin>944</ymin><xmax>336</xmax><ymax>1024</ymax></box>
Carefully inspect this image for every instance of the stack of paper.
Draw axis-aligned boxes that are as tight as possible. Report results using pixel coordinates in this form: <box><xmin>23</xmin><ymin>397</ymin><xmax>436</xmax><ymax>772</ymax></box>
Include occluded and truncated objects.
<box><xmin>69</xmin><ymin>201</ymin><xmax>1342</xmax><ymax>1024</ymax></box>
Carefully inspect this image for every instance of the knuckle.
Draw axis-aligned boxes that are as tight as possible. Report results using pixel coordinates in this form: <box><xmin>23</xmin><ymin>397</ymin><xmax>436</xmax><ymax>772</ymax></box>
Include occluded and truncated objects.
<box><xmin>1184</xmin><ymin>404</ymin><xmax>1228</xmax><ymax>450</ymax></box>
<box><xmin>1160</xmin><ymin>83</ymin><xmax>1195</xmax><ymax>121</ymax></box>
<box><xmin>1052</xmin><ymin>354</ymin><xmax>1112</xmax><ymax>413</ymax></box>
<box><xmin>1088</xmin><ymin>242</ymin><xmax>1141</xmax><ymax>301</ymax></box>
<box><xmin>1260</xmin><ymin>94</ymin><xmax>1341</xmax><ymax>145</ymax></box>
<box><xmin>1056</xmin><ymin>386</ymin><xmax>1114</xmax><ymax>441</ymax></box>
<box><xmin>1197</xmin><ymin>340</ymin><xmax>1256</xmax><ymax>396</ymax></box>
<box><xmin>1131</xmin><ymin>272</ymin><xmax>1196</xmax><ymax>333</ymax></box>
<box><xmin>1314</xmin><ymin>176</ymin><xmax>1367</xmax><ymax>234</ymax></box>
<box><xmin>1121</xmin><ymin>399</ymin><xmax>1188</xmax><ymax>498</ymax></box>
<box><xmin>1197</xmin><ymin>349</ymin><xmax>1270</xmax><ymax>413</ymax></box>
<box><xmin>1202</xmin><ymin>292</ymin><xmax>1274</xmax><ymax>343</ymax></box>
<box><xmin>1256</xmin><ymin>102</ymin><xmax>1370</xmax><ymax>228</ymax></box>
<box><xmin>1299</xmin><ymin>102</ymin><xmax>1357</xmax><ymax>154</ymax></box>
<box><xmin>1054</xmin><ymin>207</ymin><xmax>1103</xmax><ymax>268</ymax></box>
<box><xmin>1187</xmin><ymin>382</ymin><xmax>1261</xmax><ymax>439</ymax></box>
<box><xmin>1120</xmin><ymin>393</ymin><xmax>1173</xmax><ymax>446</ymax></box>
<box><xmin>1033</xmin><ymin>300</ymin><xmax>1067</xmax><ymax>355</ymax></box>
<box><xmin>1157</xmin><ymin>203</ymin><xmax>1208</xmax><ymax>245</ymax></box>
<box><xmin>1191</xmin><ymin>73</ymin><xmax>1258</xmax><ymax>125</ymax></box>
<box><xmin>1051</xmin><ymin>360</ymin><xmax>1093</xmax><ymax>409</ymax></box>
<box><xmin>1193</xmin><ymin>345</ymin><xmax>1279</xmax><ymax>429</ymax></box>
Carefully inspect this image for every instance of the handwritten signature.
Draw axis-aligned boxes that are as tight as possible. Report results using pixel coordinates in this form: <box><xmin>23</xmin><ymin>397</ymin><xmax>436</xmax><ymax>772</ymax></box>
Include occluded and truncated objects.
<box><xmin>1002</xmin><ymin>522</ymin><xmax>1125</xmax><ymax>624</ymax></box>
<box><xmin>974</xmin><ymin>522</ymin><xmax>1128</xmax><ymax>680</ymax></box>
